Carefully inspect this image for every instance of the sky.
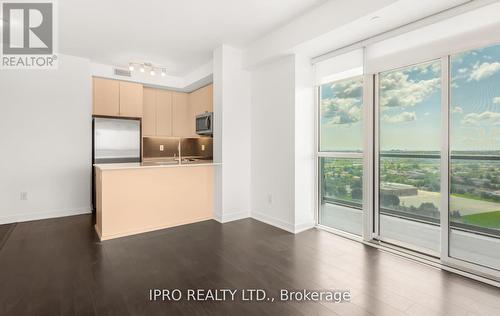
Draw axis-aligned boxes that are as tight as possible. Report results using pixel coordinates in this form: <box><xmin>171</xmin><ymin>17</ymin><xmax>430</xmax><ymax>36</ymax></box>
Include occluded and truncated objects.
<box><xmin>320</xmin><ymin>43</ymin><xmax>500</xmax><ymax>152</ymax></box>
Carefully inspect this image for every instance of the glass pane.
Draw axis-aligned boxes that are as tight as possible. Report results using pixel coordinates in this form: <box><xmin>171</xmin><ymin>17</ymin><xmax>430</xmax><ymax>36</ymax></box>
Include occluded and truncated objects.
<box><xmin>378</xmin><ymin>60</ymin><xmax>441</xmax><ymax>254</ymax></box>
<box><xmin>319</xmin><ymin>157</ymin><xmax>363</xmax><ymax>235</ymax></box>
<box><xmin>319</xmin><ymin>76</ymin><xmax>363</xmax><ymax>152</ymax></box>
<box><xmin>449</xmin><ymin>44</ymin><xmax>500</xmax><ymax>270</ymax></box>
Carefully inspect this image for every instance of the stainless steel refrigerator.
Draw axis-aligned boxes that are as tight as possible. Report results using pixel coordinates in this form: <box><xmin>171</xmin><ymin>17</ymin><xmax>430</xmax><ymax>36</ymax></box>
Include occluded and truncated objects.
<box><xmin>92</xmin><ymin>117</ymin><xmax>141</xmax><ymax>211</ymax></box>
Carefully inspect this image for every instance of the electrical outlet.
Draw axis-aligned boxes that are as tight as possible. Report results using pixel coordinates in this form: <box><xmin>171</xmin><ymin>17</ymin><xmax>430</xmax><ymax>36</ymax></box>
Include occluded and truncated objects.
<box><xmin>160</xmin><ymin>145</ymin><xmax>164</xmax><ymax>151</ymax></box>
<box><xmin>201</xmin><ymin>144</ymin><xmax>205</xmax><ymax>151</ymax></box>
<box><xmin>267</xmin><ymin>194</ymin><xmax>272</xmax><ymax>205</ymax></box>
<box><xmin>20</xmin><ymin>192</ymin><xmax>28</xmax><ymax>200</ymax></box>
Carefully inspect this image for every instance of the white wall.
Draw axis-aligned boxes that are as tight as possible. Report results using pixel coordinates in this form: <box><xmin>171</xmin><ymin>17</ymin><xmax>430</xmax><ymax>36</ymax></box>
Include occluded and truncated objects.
<box><xmin>213</xmin><ymin>45</ymin><xmax>252</xmax><ymax>222</ymax></box>
<box><xmin>250</xmin><ymin>56</ymin><xmax>296</xmax><ymax>231</ymax></box>
<box><xmin>0</xmin><ymin>54</ymin><xmax>92</xmax><ymax>223</ymax></box>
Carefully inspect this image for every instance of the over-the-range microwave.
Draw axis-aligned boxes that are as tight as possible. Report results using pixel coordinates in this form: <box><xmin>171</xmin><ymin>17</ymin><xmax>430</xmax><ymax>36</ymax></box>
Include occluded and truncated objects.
<box><xmin>196</xmin><ymin>111</ymin><xmax>213</xmax><ymax>135</ymax></box>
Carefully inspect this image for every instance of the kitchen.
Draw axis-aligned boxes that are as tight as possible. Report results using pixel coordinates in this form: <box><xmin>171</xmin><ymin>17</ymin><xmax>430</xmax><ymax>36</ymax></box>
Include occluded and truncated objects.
<box><xmin>92</xmin><ymin>78</ymin><xmax>216</xmax><ymax>240</ymax></box>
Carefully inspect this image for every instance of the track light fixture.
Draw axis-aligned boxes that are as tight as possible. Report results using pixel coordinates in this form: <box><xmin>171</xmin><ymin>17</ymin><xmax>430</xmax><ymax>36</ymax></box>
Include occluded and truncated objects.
<box><xmin>128</xmin><ymin>62</ymin><xmax>166</xmax><ymax>77</ymax></box>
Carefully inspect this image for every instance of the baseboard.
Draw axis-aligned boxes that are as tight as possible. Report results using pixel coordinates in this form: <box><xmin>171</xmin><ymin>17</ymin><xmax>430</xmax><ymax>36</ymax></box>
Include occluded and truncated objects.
<box><xmin>251</xmin><ymin>211</ymin><xmax>295</xmax><ymax>233</ymax></box>
<box><xmin>213</xmin><ymin>212</ymin><xmax>223</xmax><ymax>223</ymax></box>
<box><xmin>212</xmin><ymin>211</ymin><xmax>249</xmax><ymax>223</ymax></box>
<box><xmin>0</xmin><ymin>207</ymin><xmax>92</xmax><ymax>225</ymax></box>
<box><xmin>221</xmin><ymin>211</ymin><xmax>250</xmax><ymax>223</ymax></box>
<box><xmin>294</xmin><ymin>221</ymin><xmax>316</xmax><ymax>233</ymax></box>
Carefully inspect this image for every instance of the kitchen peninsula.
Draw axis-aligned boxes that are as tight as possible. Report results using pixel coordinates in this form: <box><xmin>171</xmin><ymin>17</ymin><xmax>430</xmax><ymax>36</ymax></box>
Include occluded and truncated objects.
<box><xmin>94</xmin><ymin>161</ymin><xmax>218</xmax><ymax>241</ymax></box>
<box><xmin>92</xmin><ymin>78</ymin><xmax>216</xmax><ymax>240</ymax></box>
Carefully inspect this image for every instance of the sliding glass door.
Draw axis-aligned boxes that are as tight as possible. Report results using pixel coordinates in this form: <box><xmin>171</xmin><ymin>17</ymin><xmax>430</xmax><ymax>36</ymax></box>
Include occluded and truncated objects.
<box><xmin>448</xmin><ymin>44</ymin><xmax>500</xmax><ymax>270</ymax></box>
<box><xmin>318</xmin><ymin>76</ymin><xmax>364</xmax><ymax>236</ymax></box>
<box><xmin>377</xmin><ymin>60</ymin><xmax>442</xmax><ymax>254</ymax></box>
<box><xmin>316</xmin><ymin>42</ymin><xmax>500</xmax><ymax>280</ymax></box>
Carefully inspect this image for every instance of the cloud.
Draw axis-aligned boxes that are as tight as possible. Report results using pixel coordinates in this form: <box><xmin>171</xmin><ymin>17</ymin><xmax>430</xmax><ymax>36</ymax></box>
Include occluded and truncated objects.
<box><xmin>461</xmin><ymin>111</ymin><xmax>500</xmax><ymax>125</ymax></box>
<box><xmin>380</xmin><ymin>70</ymin><xmax>440</xmax><ymax>108</ymax></box>
<box><xmin>382</xmin><ymin>111</ymin><xmax>417</xmax><ymax>123</ymax></box>
<box><xmin>468</xmin><ymin>62</ymin><xmax>500</xmax><ymax>81</ymax></box>
<box><xmin>331</xmin><ymin>79</ymin><xmax>363</xmax><ymax>99</ymax></box>
<box><xmin>452</xmin><ymin>106</ymin><xmax>463</xmax><ymax>114</ymax></box>
<box><xmin>409</xmin><ymin>62</ymin><xmax>440</xmax><ymax>75</ymax></box>
<box><xmin>458</xmin><ymin>68</ymin><xmax>468</xmax><ymax>74</ymax></box>
<box><xmin>494</xmin><ymin>97</ymin><xmax>500</xmax><ymax>105</ymax></box>
<box><xmin>320</xmin><ymin>78</ymin><xmax>363</xmax><ymax>125</ymax></box>
<box><xmin>321</xmin><ymin>97</ymin><xmax>362</xmax><ymax>125</ymax></box>
<box><xmin>424</xmin><ymin>112</ymin><xmax>430</xmax><ymax>116</ymax></box>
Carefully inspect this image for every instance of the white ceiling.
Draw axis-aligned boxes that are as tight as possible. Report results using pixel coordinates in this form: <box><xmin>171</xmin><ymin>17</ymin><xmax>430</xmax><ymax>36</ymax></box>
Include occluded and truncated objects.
<box><xmin>59</xmin><ymin>0</ymin><xmax>328</xmax><ymax>76</ymax></box>
<box><xmin>59</xmin><ymin>0</ymin><xmax>483</xmax><ymax>77</ymax></box>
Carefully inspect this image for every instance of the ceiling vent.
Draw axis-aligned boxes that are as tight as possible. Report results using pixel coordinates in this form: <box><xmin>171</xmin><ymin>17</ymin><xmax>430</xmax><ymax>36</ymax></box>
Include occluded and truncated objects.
<box><xmin>113</xmin><ymin>68</ymin><xmax>131</xmax><ymax>77</ymax></box>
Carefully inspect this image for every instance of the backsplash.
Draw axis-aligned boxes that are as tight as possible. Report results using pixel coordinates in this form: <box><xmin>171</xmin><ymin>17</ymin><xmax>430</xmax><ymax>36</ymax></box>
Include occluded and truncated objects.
<box><xmin>143</xmin><ymin>137</ymin><xmax>213</xmax><ymax>159</ymax></box>
<box><xmin>143</xmin><ymin>137</ymin><xmax>179</xmax><ymax>158</ymax></box>
<box><xmin>181</xmin><ymin>137</ymin><xmax>213</xmax><ymax>158</ymax></box>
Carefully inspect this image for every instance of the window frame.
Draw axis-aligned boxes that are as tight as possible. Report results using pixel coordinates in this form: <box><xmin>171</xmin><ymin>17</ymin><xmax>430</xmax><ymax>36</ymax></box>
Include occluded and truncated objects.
<box><xmin>374</xmin><ymin>58</ymin><xmax>444</xmax><ymax>257</ymax></box>
<box><xmin>315</xmin><ymin>73</ymin><xmax>373</xmax><ymax>241</ymax></box>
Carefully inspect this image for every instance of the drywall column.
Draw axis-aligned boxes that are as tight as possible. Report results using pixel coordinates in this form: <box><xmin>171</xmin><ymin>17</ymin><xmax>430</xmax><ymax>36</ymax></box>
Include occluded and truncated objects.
<box><xmin>213</xmin><ymin>45</ymin><xmax>252</xmax><ymax>222</ymax></box>
<box><xmin>293</xmin><ymin>54</ymin><xmax>315</xmax><ymax>232</ymax></box>
<box><xmin>250</xmin><ymin>54</ymin><xmax>315</xmax><ymax>233</ymax></box>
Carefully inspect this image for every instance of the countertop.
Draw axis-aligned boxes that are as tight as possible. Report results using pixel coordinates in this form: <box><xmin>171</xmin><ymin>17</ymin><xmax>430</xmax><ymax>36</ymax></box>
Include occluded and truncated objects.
<box><xmin>94</xmin><ymin>161</ymin><xmax>220</xmax><ymax>171</ymax></box>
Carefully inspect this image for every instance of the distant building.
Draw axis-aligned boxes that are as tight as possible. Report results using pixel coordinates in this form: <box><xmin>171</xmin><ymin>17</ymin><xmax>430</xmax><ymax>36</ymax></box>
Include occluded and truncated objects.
<box><xmin>381</xmin><ymin>182</ymin><xmax>418</xmax><ymax>197</ymax></box>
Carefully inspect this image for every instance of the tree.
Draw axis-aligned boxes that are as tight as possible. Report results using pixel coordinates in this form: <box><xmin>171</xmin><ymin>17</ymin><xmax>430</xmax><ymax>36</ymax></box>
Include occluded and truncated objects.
<box><xmin>381</xmin><ymin>193</ymin><xmax>400</xmax><ymax>207</ymax></box>
<box><xmin>351</xmin><ymin>188</ymin><xmax>362</xmax><ymax>200</ymax></box>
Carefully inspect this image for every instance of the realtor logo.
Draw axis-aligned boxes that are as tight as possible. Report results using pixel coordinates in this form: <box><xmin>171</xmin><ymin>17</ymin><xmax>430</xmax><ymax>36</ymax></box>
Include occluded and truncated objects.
<box><xmin>1</xmin><ymin>0</ymin><xmax>57</xmax><ymax>69</ymax></box>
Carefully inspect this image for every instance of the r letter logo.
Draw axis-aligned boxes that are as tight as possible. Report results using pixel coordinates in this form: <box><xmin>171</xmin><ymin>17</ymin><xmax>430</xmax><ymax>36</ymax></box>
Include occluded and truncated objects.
<box><xmin>1</xmin><ymin>0</ymin><xmax>57</xmax><ymax>69</ymax></box>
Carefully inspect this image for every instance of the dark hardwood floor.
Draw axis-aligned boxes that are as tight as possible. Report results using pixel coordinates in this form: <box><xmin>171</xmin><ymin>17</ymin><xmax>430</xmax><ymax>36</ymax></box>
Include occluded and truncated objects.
<box><xmin>1</xmin><ymin>215</ymin><xmax>499</xmax><ymax>316</ymax></box>
<box><xmin>0</xmin><ymin>223</ymin><xmax>15</xmax><ymax>251</ymax></box>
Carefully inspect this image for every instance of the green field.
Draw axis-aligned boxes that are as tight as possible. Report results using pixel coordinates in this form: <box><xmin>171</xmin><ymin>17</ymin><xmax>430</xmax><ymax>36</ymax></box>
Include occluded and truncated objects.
<box><xmin>451</xmin><ymin>193</ymin><xmax>499</xmax><ymax>204</ymax></box>
<box><xmin>462</xmin><ymin>211</ymin><xmax>500</xmax><ymax>229</ymax></box>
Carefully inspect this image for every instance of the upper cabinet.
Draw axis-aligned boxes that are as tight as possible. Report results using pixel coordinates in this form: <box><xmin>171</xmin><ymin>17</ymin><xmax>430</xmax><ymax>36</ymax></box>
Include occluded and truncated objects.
<box><xmin>93</xmin><ymin>78</ymin><xmax>119</xmax><ymax>116</ymax></box>
<box><xmin>189</xmin><ymin>84</ymin><xmax>213</xmax><ymax>116</ymax></box>
<box><xmin>92</xmin><ymin>77</ymin><xmax>143</xmax><ymax>118</ymax></box>
<box><xmin>172</xmin><ymin>92</ymin><xmax>190</xmax><ymax>137</ymax></box>
<box><xmin>142</xmin><ymin>88</ymin><xmax>175</xmax><ymax>137</ymax></box>
<box><xmin>142</xmin><ymin>88</ymin><xmax>156</xmax><ymax>136</ymax></box>
<box><xmin>119</xmin><ymin>81</ymin><xmax>143</xmax><ymax>117</ymax></box>
<box><xmin>93</xmin><ymin>78</ymin><xmax>213</xmax><ymax>138</ymax></box>
<box><xmin>188</xmin><ymin>84</ymin><xmax>213</xmax><ymax>137</ymax></box>
<box><xmin>156</xmin><ymin>90</ymin><xmax>173</xmax><ymax>136</ymax></box>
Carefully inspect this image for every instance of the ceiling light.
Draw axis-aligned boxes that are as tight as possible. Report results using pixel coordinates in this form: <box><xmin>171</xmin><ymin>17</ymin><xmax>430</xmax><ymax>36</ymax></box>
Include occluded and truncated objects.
<box><xmin>370</xmin><ymin>16</ymin><xmax>381</xmax><ymax>21</ymax></box>
<box><xmin>128</xmin><ymin>62</ymin><xmax>165</xmax><ymax>77</ymax></box>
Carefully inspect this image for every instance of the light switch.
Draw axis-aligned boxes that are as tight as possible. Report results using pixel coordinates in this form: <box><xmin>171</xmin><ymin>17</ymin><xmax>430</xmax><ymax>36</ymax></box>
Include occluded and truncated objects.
<box><xmin>160</xmin><ymin>145</ymin><xmax>164</xmax><ymax>151</ymax></box>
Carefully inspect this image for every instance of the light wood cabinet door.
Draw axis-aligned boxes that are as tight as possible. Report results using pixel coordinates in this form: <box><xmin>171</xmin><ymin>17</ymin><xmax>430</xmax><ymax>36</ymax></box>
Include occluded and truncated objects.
<box><xmin>119</xmin><ymin>81</ymin><xmax>143</xmax><ymax>117</ymax></box>
<box><xmin>187</xmin><ymin>84</ymin><xmax>213</xmax><ymax>137</ymax></box>
<box><xmin>93</xmin><ymin>78</ymin><xmax>119</xmax><ymax>116</ymax></box>
<box><xmin>142</xmin><ymin>88</ymin><xmax>156</xmax><ymax>136</ymax></box>
<box><xmin>156</xmin><ymin>90</ymin><xmax>173</xmax><ymax>136</ymax></box>
<box><xmin>172</xmin><ymin>92</ymin><xmax>190</xmax><ymax>137</ymax></box>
